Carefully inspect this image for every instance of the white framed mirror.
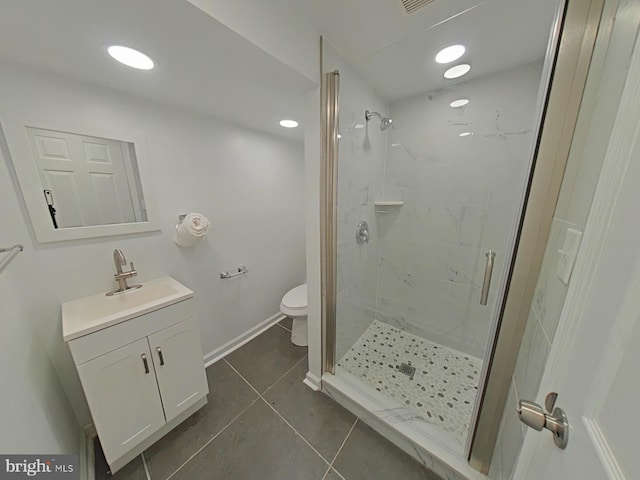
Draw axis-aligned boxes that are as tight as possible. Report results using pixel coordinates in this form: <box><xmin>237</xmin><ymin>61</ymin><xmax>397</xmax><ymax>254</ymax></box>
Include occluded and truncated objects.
<box><xmin>1</xmin><ymin>116</ymin><xmax>160</xmax><ymax>243</ymax></box>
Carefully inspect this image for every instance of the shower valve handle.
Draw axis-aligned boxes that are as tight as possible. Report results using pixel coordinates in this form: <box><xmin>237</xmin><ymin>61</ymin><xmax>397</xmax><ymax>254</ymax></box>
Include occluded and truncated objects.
<box><xmin>356</xmin><ymin>221</ymin><xmax>369</xmax><ymax>244</ymax></box>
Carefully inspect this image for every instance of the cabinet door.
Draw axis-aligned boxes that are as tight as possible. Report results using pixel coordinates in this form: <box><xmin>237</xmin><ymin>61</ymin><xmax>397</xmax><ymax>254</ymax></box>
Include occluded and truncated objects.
<box><xmin>148</xmin><ymin>318</ymin><xmax>209</xmax><ymax>422</ymax></box>
<box><xmin>77</xmin><ymin>338</ymin><xmax>165</xmax><ymax>464</ymax></box>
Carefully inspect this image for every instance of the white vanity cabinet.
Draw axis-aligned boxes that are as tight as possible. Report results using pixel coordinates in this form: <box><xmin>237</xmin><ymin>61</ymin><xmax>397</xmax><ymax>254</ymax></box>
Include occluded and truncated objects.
<box><xmin>76</xmin><ymin>338</ymin><xmax>167</xmax><ymax>462</ymax></box>
<box><xmin>62</xmin><ymin>277</ymin><xmax>208</xmax><ymax>473</ymax></box>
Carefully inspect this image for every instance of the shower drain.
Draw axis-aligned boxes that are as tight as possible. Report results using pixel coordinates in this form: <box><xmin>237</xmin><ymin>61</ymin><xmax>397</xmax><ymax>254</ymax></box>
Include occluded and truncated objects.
<box><xmin>398</xmin><ymin>362</ymin><xmax>416</xmax><ymax>380</ymax></box>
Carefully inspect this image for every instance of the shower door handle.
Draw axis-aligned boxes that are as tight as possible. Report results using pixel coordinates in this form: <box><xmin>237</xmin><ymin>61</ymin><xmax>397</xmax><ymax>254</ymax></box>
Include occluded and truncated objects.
<box><xmin>480</xmin><ymin>250</ymin><xmax>496</xmax><ymax>305</ymax></box>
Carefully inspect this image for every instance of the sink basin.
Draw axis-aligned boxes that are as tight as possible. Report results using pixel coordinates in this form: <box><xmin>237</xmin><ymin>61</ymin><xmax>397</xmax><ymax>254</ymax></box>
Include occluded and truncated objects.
<box><xmin>62</xmin><ymin>276</ymin><xmax>193</xmax><ymax>341</ymax></box>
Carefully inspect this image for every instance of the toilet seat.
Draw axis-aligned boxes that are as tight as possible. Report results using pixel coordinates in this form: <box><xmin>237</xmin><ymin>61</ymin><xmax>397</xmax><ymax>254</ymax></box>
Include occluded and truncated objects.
<box><xmin>280</xmin><ymin>284</ymin><xmax>307</xmax><ymax>317</ymax></box>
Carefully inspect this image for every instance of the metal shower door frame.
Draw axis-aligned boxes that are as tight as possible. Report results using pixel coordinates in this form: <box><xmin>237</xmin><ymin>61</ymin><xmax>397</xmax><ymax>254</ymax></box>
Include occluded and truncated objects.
<box><xmin>468</xmin><ymin>0</ymin><xmax>605</xmax><ymax>471</ymax></box>
<box><xmin>319</xmin><ymin>0</ymin><xmax>603</xmax><ymax>470</ymax></box>
<box><xmin>320</xmin><ymin>64</ymin><xmax>339</xmax><ymax>375</ymax></box>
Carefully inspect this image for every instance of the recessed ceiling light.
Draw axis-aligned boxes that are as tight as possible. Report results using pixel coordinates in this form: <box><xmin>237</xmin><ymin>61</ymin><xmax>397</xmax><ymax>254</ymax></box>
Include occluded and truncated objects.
<box><xmin>459</xmin><ymin>131</ymin><xmax>473</xmax><ymax>137</ymax></box>
<box><xmin>450</xmin><ymin>99</ymin><xmax>469</xmax><ymax>108</ymax></box>
<box><xmin>435</xmin><ymin>45</ymin><xmax>466</xmax><ymax>64</ymax></box>
<box><xmin>279</xmin><ymin>120</ymin><xmax>299</xmax><ymax>128</ymax></box>
<box><xmin>444</xmin><ymin>64</ymin><xmax>471</xmax><ymax>79</ymax></box>
<box><xmin>107</xmin><ymin>45</ymin><xmax>154</xmax><ymax>70</ymax></box>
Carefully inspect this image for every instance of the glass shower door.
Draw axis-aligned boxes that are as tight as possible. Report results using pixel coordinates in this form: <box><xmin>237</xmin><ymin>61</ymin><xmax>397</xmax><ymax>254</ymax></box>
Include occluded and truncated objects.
<box><xmin>323</xmin><ymin>0</ymin><xmax>563</xmax><ymax>457</ymax></box>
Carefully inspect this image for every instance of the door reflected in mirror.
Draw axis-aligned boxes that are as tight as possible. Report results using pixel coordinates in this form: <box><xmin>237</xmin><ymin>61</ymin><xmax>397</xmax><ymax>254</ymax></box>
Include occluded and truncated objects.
<box><xmin>26</xmin><ymin>127</ymin><xmax>147</xmax><ymax>229</ymax></box>
<box><xmin>2</xmin><ymin>117</ymin><xmax>159</xmax><ymax>243</ymax></box>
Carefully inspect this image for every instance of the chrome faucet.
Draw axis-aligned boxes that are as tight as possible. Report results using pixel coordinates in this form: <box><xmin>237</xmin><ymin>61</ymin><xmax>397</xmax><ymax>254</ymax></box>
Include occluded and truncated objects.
<box><xmin>113</xmin><ymin>249</ymin><xmax>126</xmax><ymax>275</ymax></box>
<box><xmin>106</xmin><ymin>249</ymin><xmax>142</xmax><ymax>296</ymax></box>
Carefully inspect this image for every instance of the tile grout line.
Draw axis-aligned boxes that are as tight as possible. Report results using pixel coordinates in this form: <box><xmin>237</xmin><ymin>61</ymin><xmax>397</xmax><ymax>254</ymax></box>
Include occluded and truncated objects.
<box><xmin>164</xmin><ymin>396</ymin><xmax>262</xmax><ymax>480</ymax></box>
<box><xmin>259</xmin><ymin>397</ymin><xmax>334</xmax><ymax>469</ymax></box>
<box><xmin>223</xmin><ymin>358</ymin><xmax>262</xmax><ymax>396</ymax></box>
<box><xmin>223</xmin><ymin>357</ymin><xmax>335</xmax><ymax>469</ymax></box>
<box><xmin>263</xmin><ymin>355</ymin><xmax>309</xmax><ymax>394</ymax></box>
<box><xmin>328</xmin><ymin>467</ymin><xmax>347</xmax><ymax>480</ymax></box>
<box><xmin>275</xmin><ymin>321</ymin><xmax>292</xmax><ymax>333</ymax></box>
<box><xmin>320</xmin><ymin>465</ymin><xmax>332</xmax><ymax>480</ymax></box>
<box><xmin>326</xmin><ymin>419</ymin><xmax>357</xmax><ymax>480</ymax></box>
<box><xmin>320</xmin><ymin>423</ymin><xmax>357</xmax><ymax>480</ymax></box>
<box><xmin>140</xmin><ymin>453</ymin><xmax>152</xmax><ymax>480</ymax></box>
<box><xmin>224</xmin><ymin>354</ymin><xmax>307</xmax><ymax>397</ymax></box>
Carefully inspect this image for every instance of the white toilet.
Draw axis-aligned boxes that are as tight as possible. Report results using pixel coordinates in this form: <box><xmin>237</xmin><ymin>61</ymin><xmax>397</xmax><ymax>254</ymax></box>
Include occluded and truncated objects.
<box><xmin>280</xmin><ymin>284</ymin><xmax>308</xmax><ymax>346</ymax></box>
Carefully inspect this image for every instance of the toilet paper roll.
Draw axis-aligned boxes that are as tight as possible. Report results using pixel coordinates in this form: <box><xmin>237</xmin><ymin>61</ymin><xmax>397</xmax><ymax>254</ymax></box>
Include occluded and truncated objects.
<box><xmin>174</xmin><ymin>212</ymin><xmax>210</xmax><ymax>247</ymax></box>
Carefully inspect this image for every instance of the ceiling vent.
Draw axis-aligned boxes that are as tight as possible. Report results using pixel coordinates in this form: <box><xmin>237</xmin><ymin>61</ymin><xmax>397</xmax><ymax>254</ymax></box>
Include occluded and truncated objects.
<box><xmin>400</xmin><ymin>0</ymin><xmax>435</xmax><ymax>14</ymax></box>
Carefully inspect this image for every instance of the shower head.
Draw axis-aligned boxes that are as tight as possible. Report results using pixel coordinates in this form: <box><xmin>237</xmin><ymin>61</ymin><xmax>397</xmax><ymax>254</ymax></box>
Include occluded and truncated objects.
<box><xmin>365</xmin><ymin>110</ymin><xmax>393</xmax><ymax>131</ymax></box>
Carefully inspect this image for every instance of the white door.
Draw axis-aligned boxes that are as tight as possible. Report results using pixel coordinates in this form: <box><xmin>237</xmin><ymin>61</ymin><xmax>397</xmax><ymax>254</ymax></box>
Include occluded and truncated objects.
<box><xmin>148</xmin><ymin>318</ymin><xmax>209</xmax><ymax>422</ymax></box>
<box><xmin>514</xmin><ymin>19</ymin><xmax>640</xmax><ymax>480</ymax></box>
<box><xmin>77</xmin><ymin>338</ymin><xmax>166</xmax><ymax>464</ymax></box>
<box><xmin>26</xmin><ymin>127</ymin><xmax>137</xmax><ymax>227</ymax></box>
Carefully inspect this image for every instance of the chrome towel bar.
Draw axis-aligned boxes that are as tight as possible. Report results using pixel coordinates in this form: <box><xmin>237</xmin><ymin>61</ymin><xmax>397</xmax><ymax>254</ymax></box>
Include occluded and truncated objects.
<box><xmin>0</xmin><ymin>244</ymin><xmax>24</xmax><ymax>275</ymax></box>
<box><xmin>220</xmin><ymin>265</ymin><xmax>248</xmax><ymax>279</ymax></box>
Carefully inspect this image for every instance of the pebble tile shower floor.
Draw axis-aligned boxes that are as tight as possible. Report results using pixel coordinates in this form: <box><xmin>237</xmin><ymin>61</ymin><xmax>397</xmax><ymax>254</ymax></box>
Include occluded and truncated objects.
<box><xmin>337</xmin><ymin>320</ymin><xmax>482</xmax><ymax>446</ymax></box>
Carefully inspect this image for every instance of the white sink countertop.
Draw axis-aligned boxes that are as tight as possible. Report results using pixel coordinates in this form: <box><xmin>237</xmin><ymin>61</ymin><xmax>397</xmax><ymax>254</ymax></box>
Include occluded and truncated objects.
<box><xmin>62</xmin><ymin>276</ymin><xmax>193</xmax><ymax>341</ymax></box>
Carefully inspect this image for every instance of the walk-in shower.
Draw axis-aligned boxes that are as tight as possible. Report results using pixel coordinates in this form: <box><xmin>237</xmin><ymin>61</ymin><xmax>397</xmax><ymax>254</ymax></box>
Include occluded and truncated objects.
<box><xmin>320</xmin><ymin>0</ymin><xmax>567</xmax><ymax>476</ymax></box>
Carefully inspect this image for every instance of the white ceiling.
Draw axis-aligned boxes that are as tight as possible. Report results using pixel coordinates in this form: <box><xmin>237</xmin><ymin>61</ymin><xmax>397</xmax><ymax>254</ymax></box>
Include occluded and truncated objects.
<box><xmin>0</xmin><ymin>0</ymin><xmax>561</xmax><ymax>138</ymax></box>
<box><xmin>292</xmin><ymin>0</ymin><xmax>560</xmax><ymax>103</ymax></box>
<box><xmin>0</xmin><ymin>0</ymin><xmax>315</xmax><ymax>141</ymax></box>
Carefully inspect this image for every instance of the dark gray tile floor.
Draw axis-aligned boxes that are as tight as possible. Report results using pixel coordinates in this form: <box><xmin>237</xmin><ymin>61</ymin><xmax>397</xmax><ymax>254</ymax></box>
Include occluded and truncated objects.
<box><xmin>97</xmin><ymin>322</ymin><xmax>441</xmax><ymax>480</ymax></box>
<box><xmin>225</xmin><ymin>322</ymin><xmax>307</xmax><ymax>393</ymax></box>
<box><xmin>279</xmin><ymin>316</ymin><xmax>293</xmax><ymax>331</ymax></box>
<box><xmin>94</xmin><ymin>439</ymin><xmax>147</xmax><ymax>480</ymax></box>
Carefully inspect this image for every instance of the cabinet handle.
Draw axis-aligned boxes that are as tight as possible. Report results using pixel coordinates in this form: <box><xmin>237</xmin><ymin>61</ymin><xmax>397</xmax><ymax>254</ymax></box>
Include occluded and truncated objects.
<box><xmin>156</xmin><ymin>347</ymin><xmax>165</xmax><ymax>366</ymax></box>
<box><xmin>141</xmin><ymin>353</ymin><xmax>150</xmax><ymax>374</ymax></box>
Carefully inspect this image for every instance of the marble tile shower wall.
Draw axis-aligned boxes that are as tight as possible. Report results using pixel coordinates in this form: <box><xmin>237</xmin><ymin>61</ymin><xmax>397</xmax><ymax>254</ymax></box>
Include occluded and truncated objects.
<box><xmin>328</xmin><ymin>47</ymin><xmax>390</xmax><ymax>361</ymax></box>
<box><xmin>374</xmin><ymin>63</ymin><xmax>544</xmax><ymax>359</ymax></box>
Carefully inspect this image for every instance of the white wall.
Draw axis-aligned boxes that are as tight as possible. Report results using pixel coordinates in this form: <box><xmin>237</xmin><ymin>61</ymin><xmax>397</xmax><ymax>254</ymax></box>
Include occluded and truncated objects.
<box><xmin>304</xmin><ymin>86</ymin><xmax>323</xmax><ymax>387</ymax></box>
<box><xmin>323</xmin><ymin>45</ymin><xmax>390</xmax><ymax>361</ymax></box>
<box><xmin>0</xmin><ymin>245</ymin><xmax>79</xmax><ymax>454</ymax></box>
<box><xmin>0</xmin><ymin>61</ymin><xmax>306</xmax><ymax>426</ymax></box>
<box><xmin>376</xmin><ymin>63</ymin><xmax>543</xmax><ymax>358</ymax></box>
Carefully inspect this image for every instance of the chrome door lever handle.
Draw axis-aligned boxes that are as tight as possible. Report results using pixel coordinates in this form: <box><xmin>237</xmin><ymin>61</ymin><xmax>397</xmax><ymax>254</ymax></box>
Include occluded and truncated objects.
<box><xmin>517</xmin><ymin>393</ymin><xmax>569</xmax><ymax>449</ymax></box>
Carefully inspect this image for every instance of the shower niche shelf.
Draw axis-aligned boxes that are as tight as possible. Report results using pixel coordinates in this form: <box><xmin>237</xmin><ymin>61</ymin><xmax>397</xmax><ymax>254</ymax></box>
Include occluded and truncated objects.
<box><xmin>374</xmin><ymin>201</ymin><xmax>404</xmax><ymax>213</ymax></box>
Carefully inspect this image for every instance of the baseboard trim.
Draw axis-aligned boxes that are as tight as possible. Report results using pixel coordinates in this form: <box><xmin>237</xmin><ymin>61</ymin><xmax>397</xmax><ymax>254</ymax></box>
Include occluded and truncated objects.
<box><xmin>203</xmin><ymin>312</ymin><xmax>286</xmax><ymax>367</ymax></box>
<box><xmin>79</xmin><ymin>426</ymin><xmax>95</xmax><ymax>480</ymax></box>
<box><xmin>303</xmin><ymin>371</ymin><xmax>322</xmax><ymax>391</ymax></box>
